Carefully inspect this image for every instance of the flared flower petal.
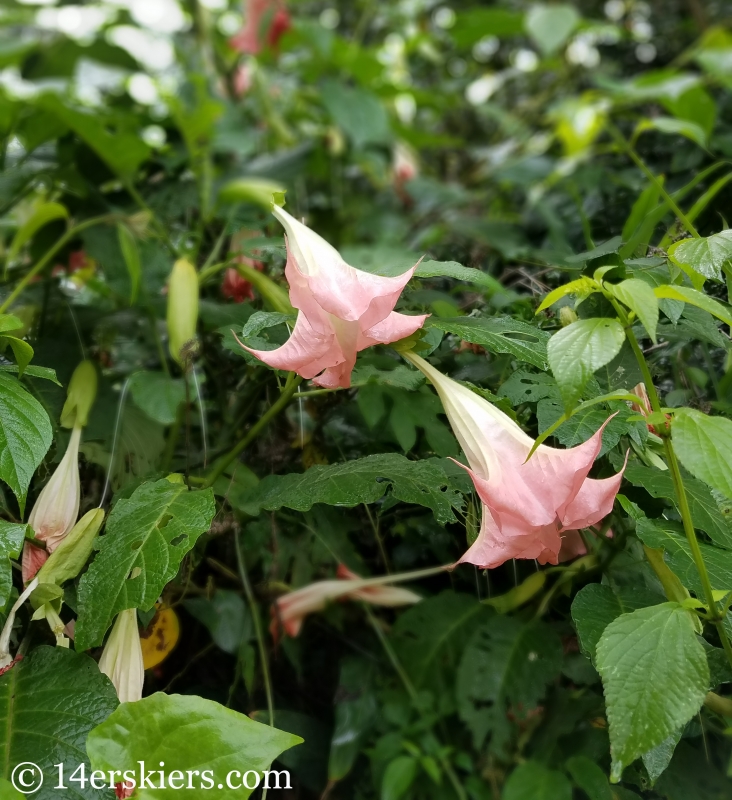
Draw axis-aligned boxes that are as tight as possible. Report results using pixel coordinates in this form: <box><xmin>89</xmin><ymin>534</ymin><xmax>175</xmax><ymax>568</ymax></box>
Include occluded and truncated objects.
<box><xmin>99</xmin><ymin>609</ymin><xmax>144</xmax><ymax>704</ymax></box>
<box><xmin>271</xmin><ymin>566</ymin><xmax>421</xmax><ymax>641</ymax></box>
<box><xmin>230</xmin><ymin>0</ymin><xmax>291</xmax><ymax>54</ymax></box>
<box><xmin>242</xmin><ymin>206</ymin><xmax>427</xmax><ymax>388</ymax></box>
<box><xmin>404</xmin><ymin>352</ymin><xmax>626</xmax><ymax>569</ymax></box>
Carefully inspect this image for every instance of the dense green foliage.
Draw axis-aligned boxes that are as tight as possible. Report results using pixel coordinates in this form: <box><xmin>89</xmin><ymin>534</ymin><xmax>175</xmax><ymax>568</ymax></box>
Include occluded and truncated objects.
<box><xmin>3</xmin><ymin>0</ymin><xmax>732</xmax><ymax>798</ymax></box>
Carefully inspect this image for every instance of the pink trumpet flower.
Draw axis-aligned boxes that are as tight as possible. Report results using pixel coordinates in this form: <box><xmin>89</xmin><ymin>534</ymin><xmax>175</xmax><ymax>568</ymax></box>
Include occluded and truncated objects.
<box><xmin>271</xmin><ymin>565</ymin><xmax>422</xmax><ymax>642</ymax></box>
<box><xmin>403</xmin><ymin>352</ymin><xmax>626</xmax><ymax>569</ymax></box>
<box><xmin>22</xmin><ymin>426</ymin><xmax>82</xmax><ymax>582</ymax></box>
<box><xmin>230</xmin><ymin>0</ymin><xmax>290</xmax><ymax>55</ymax></box>
<box><xmin>239</xmin><ymin>206</ymin><xmax>427</xmax><ymax>388</ymax></box>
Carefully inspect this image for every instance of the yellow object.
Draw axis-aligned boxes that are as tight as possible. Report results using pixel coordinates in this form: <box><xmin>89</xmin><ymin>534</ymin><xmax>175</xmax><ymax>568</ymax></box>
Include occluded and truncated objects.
<box><xmin>140</xmin><ymin>605</ymin><xmax>180</xmax><ymax>669</ymax></box>
<box><xmin>167</xmin><ymin>259</ymin><xmax>199</xmax><ymax>366</ymax></box>
<box><xmin>61</xmin><ymin>360</ymin><xmax>98</xmax><ymax>428</ymax></box>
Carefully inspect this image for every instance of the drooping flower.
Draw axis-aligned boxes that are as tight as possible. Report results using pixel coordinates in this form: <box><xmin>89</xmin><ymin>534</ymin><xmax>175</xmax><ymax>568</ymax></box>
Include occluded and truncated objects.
<box><xmin>403</xmin><ymin>351</ymin><xmax>626</xmax><ymax>569</ymax></box>
<box><xmin>99</xmin><ymin>609</ymin><xmax>145</xmax><ymax>704</ymax></box>
<box><xmin>271</xmin><ymin>565</ymin><xmax>422</xmax><ymax>641</ymax></box>
<box><xmin>0</xmin><ymin>578</ymin><xmax>38</xmax><ymax>672</ymax></box>
<box><xmin>240</xmin><ymin>205</ymin><xmax>427</xmax><ymax>388</ymax></box>
<box><xmin>230</xmin><ymin>0</ymin><xmax>291</xmax><ymax>55</ymax></box>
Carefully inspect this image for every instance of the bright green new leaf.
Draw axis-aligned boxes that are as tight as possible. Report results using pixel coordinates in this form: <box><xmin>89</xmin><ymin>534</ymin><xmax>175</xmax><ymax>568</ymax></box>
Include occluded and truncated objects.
<box><xmin>596</xmin><ymin>603</ymin><xmax>709</xmax><ymax>781</ymax></box>
<box><xmin>0</xmin><ymin>522</ymin><xmax>27</xmax><ymax>609</ymax></box>
<box><xmin>608</xmin><ymin>279</ymin><xmax>659</xmax><ymax>342</ymax></box>
<box><xmin>669</xmin><ymin>230</ymin><xmax>732</xmax><ymax>282</ymax></box>
<box><xmin>653</xmin><ymin>284</ymin><xmax>732</xmax><ymax>327</ymax></box>
<box><xmin>0</xmin><ymin>316</ymin><xmax>23</xmax><ymax>335</ymax></box>
<box><xmin>536</xmin><ymin>277</ymin><xmax>598</xmax><ymax>312</ymax></box>
<box><xmin>0</xmin><ymin>777</ymin><xmax>23</xmax><ymax>798</ymax></box>
<box><xmin>525</xmin><ymin>4</ymin><xmax>580</xmax><ymax>56</ymax></box>
<box><xmin>0</xmin><ymin>373</ymin><xmax>52</xmax><ymax>514</ymax></box>
<box><xmin>673</xmin><ymin>409</ymin><xmax>732</xmax><ymax>499</ymax></box>
<box><xmin>7</xmin><ymin>201</ymin><xmax>68</xmax><ymax>264</ymax></box>
<box><xmin>235</xmin><ymin>454</ymin><xmax>463</xmax><ymax>525</ymax></box>
<box><xmin>35</xmin><ymin>509</ymin><xmax>104</xmax><ymax>588</ymax></box>
<box><xmin>0</xmin><ymin>336</ymin><xmax>33</xmax><ymax>376</ymax></box>
<box><xmin>381</xmin><ymin>756</ymin><xmax>417</xmax><ymax>800</ymax></box>
<box><xmin>503</xmin><ymin>761</ymin><xmax>573</xmax><ymax>800</ymax></box>
<box><xmin>87</xmin><ymin>693</ymin><xmax>302</xmax><ymax>800</ymax></box>
<box><xmin>636</xmin><ymin>117</ymin><xmax>708</xmax><ymax>148</ymax></box>
<box><xmin>75</xmin><ymin>480</ymin><xmax>215</xmax><ymax>650</ymax></box>
<box><xmin>117</xmin><ymin>223</ymin><xmax>142</xmax><ymax>304</ymax></box>
<box><xmin>547</xmin><ymin>318</ymin><xmax>626</xmax><ymax>410</ymax></box>
<box><xmin>0</xmin><ymin>647</ymin><xmax>118</xmax><ymax>800</ymax></box>
<box><xmin>427</xmin><ymin>316</ymin><xmax>550</xmax><ymax>370</ymax></box>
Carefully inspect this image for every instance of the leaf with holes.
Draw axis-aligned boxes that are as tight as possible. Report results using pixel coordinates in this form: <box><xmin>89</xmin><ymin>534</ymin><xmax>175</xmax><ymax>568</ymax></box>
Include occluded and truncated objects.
<box><xmin>428</xmin><ymin>317</ymin><xmax>550</xmax><ymax>370</ymax></box>
<box><xmin>75</xmin><ymin>479</ymin><xmax>215</xmax><ymax>650</ymax></box>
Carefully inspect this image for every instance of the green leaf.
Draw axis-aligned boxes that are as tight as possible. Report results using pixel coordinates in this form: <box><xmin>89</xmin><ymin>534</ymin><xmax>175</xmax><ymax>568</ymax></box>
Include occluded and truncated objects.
<box><xmin>0</xmin><ymin>777</ymin><xmax>23</xmax><ymax>798</ymax></box>
<box><xmin>328</xmin><ymin>659</ymin><xmax>377</xmax><ymax>783</ymax></box>
<box><xmin>457</xmin><ymin>616</ymin><xmax>563</xmax><ymax>751</ymax></box>
<box><xmin>427</xmin><ymin>316</ymin><xmax>550</xmax><ymax>370</ymax></box>
<box><xmin>414</xmin><ymin>260</ymin><xmax>505</xmax><ymax>293</ymax></box>
<box><xmin>673</xmin><ymin>409</ymin><xmax>732</xmax><ymax>500</ymax></box>
<box><xmin>0</xmin><ymin>336</ymin><xmax>33</xmax><ymax>376</ymax></box>
<box><xmin>566</xmin><ymin>755</ymin><xmax>613</xmax><ymax>800</ymax></box>
<box><xmin>38</xmin><ymin>94</ymin><xmax>150</xmax><ymax>178</ymax></box>
<box><xmin>6</xmin><ymin>201</ymin><xmax>68</xmax><ymax>263</ymax></box>
<box><xmin>184</xmin><ymin>590</ymin><xmax>250</xmax><ymax>654</ymax></box>
<box><xmin>596</xmin><ymin>603</ymin><xmax>709</xmax><ymax>780</ymax></box>
<box><xmin>0</xmin><ymin>364</ymin><xmax>60</xmax><ymax>384</ymax></box>
<box><xmin>75</xmin><ymin>480</ymin><xmax>216</xmax><ymax>650</ymax></box>
<box><xmin>642</xmin><ymin>729</ymin><xmax>683</xmax><ymax>786</ymax></box>
<box><xmin>320</xmin><ymin>81</ymin><xmax>391</xmax><ymax>149</ymax></box>
<box><xmin>87</xmin><ymin>693</ymin><xmax>302</xmax><ymax>800</ymax></box>
<box><xmin>547</xmin><ymin>318</ymin><xmax>626</xmax><ymax>411</ymax></box>
<box><xmin>392</xmin><ymin>592</ymin><xmax>488</xmax><ymax>691</ymax></box>
<box><xmin>451</xmin><ymin>8</ymin><xmax>524</xmax><ymax>47</ymax></box>
<box><xmin>0</xmin><ymin>373</ymin><xmax>52</xmax><ymax>513</ymax></box>
<box><xmin>0</xmin><ymin>647</ymin><xmax>118</xmax><ymax>800</ymax></box>
<box><xmin>129</xmin><ymin>371</ymin><xmax>186</xmax><ymax>426</ymax></box>
<box><xmin>117</xmin><ymin>223</ymin><xmax>142</xmax><ymax>304</ymax></box>
<box><xmin>503</xmin><ymin>762</ymin><xmax>573</xmax><ymax>800</ymax></box>
<box><xmin>235</xmin><ymin>454</ymin><xmax>463</xmax><ymax>525</ymax></box>
<box><xmin>497</xmin><ymin>370</ymin><xmax>559</xmax><ymax>405</ymax></box>
<box><xmin>637</xmin><ymin>117</ymin><xmax>708</xmax><ymax>148</ymax></box>
<box><xmin>653</xmin><ymin>284</ymin><xmax>732</xmax><ymax>327</ymax></box>
<box><xmin>351</xmin><ymin>364</ymin><xmax>425</xmax><ymax>391</ymax></box>
<box><xmin>536</xmin><ymin>278</ymin><xmax>598</xmax><ymax>312</ymax></box>
<box><xmin>621</xmin><ymin>181</ymin><xmax>663</xmax><ymax>256</ymax></box>
<box><xmin>608</xmin><ymin>279</ymin><xmax>659</xmax><ymax>343</ymax></box>
<box><xmin>0</xmin><ymin>316</ymin><xmax>23</xmax><ymax>335</ymax></box>
<box><xmin>0</xmin><ymin>522</ymin><xmax>26</xmax><ymax>609</ymax></box>
<box><xmin>669</xmin><ymin>230</ymin><xmax>732</xmax><ymax>282</ymax></box>
<box><xmin>381</xmin><ymin>756</ymin><xmax>417</xmax><ymax>800</ymax></box>
<box><xmin>624</xmin><ymin>463</ymin><xmax>732</xmax><ymax>550</ymax></box>
<box><xmin>525</xmin><ymin>4</ymin><xmax>580</xmax><ymax>56</ymax></box>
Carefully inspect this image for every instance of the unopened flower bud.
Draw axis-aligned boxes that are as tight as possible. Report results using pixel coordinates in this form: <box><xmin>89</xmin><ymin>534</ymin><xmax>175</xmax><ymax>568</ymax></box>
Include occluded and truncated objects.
<box><xmin>166</xmin><ymin>259</ymin><xmax>199</xmax><ymax>367</ymax></box>
<box><xmin>36</xmin><ymin>508</ymin><xmax>104</xmax><ymax>587</ymax></box>
<box><xmin>99</xmin><ymin>609</ymin><xmax>144</xmax><ymax>703</ymax></box>
<box><xmin>559</xmin><ymin>306</ymin><xmax>579</xmax><ymax>327</ymax></box>
<box><xmin>61</xmin><ymin>360</ymin><xmax>98</xmax><ymax>429</ymax></box>
<box><xmin>23</xmin><ymin>426</ymin><xmax>82</xmax><ymax>582</ymax></box>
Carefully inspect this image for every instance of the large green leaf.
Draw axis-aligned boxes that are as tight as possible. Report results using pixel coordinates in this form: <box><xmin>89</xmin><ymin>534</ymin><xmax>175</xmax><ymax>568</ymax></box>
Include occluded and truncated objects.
<box><xmin>428</xmin><ymin>316</ymin><xmax>550</xmax><ymax>370</ymax></box>
<box><xmin>456</xmin><ymin>616</ymin><xmax>563</xmax><ymax>752</ymax></box>
<box><xmin>0</xmin><ymin>522</ymin><xmax>27</xmax><ymax>610</ymax></box>
<box><xmin>596</xmin><ymin>603</ymin><xmax>709</xmax><ymax>780</ymax></box>
<box><xmin>0</xmin><ymin>373</ymin><xmax>53</xmax><ymax>513</ymax></box>
<box><xmin>0</xmin><ymin>647</ymin><xmax>118</xmax><ymax>800</ymax></box>
<box><xmin>673</xmin><ymin>410</ymin><xmax>732</xmax><ymax>500</ymax></box>
<box><xmin>75</xmin><ymin>480</ymin><xmax>215</xmax><ymax>650</ymax></box>
<box><xmin>86</xmin><ymin>693</ymin><xmax>302</xmax><ymax>800</ymax></box>
<box><xmin>654</xmin><ymin>285</ymin><xmax>732</xmax><ymax>327</ymax></box>
<box><xmin>414</xmin><ymin>260</ymin><xmax>504</xmax><ymax>293</ymax></box>
<box><xmin>503</xmin><ymin>761</ymin><xmax>573</xmax><ymax>800</ymax></box>
<box><xmin>669</xmin><ymin>230</ymin><xmax>732</xmax><ymax>282</ymax></box>
<box><xmin>547</xmin><ymin>318</ymin><xmax>626</xmax><ymax>410</ymax></box>
<box><xmin>623</xmin><ymin>463</ymin><xmax>732</xmax><ymax>550</ymax></box>
<box><xmin>608</xmin><ymin>279</ymin><xmax>659</xmax><ymax>342</ymax></box>
<box><xmin>235</xmin><ymin>454</ymin><xmax>464</xmax><ymax>525</ymax></box>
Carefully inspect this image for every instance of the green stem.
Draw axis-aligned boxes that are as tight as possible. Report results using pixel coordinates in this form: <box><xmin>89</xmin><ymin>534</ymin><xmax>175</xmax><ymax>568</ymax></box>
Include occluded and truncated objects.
<box><xmin>364</xmin><ymin>607</ymin><xmax>467</xmax><ymax>800</ymax></box>
<box><xmin>234</xmin><ymin>533</ymin><xmax>274</xmax><ymax>727</ymax></box>
<box><xmin>202</xmin><ymin>373</ymin><xmax>303</xmax><ymax>487</ymax></box>
<box><xmin>0</xmin><ymin>215</ymin><xmax>116</xmax><ymax>314</ymax></box>
<box><xmin>608</xmin><ymin>125</ymin><xmax>701</xmax><ymax>239</ymax></box>
<box><xmin>625</xmin><ymin>326</ymin><xmax>732</xmax><ymax>667</ymax></box>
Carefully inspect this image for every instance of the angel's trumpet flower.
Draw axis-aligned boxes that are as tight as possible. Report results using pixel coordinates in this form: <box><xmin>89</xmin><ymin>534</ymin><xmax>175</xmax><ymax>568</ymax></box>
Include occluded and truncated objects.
<box><xmin>22</xmin><ymin>361</ymin><xmax>97</xmax><ymax>582</ymax></box>
<box><xmin>99</xmin><ymin>609</ymin><xmax>144</xmax><ymax>704</ymax></box>
<box><xmin>240</xmin><ymin>206</ymin><xmax>427</xmax><ymax>388</ymax></box>
<box><xmin>230</xmin><ymin>0</ymin><xmax>291</xmax><ymax>54</ymax></box>
<box><xmin>403</xmin><ymin>352</ymin><xmax>626</xmax><ymax>568</ymax></box>
<box><xmin>271</xmin><ymin>565</ymin><xmax>422</xmax><ymax>641</ymax></box>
